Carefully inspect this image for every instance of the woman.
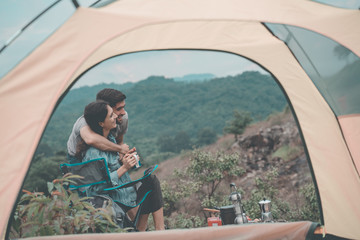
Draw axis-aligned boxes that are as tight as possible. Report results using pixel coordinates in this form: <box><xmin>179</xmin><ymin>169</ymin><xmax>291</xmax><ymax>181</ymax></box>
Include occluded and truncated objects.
<box><xmin>77</xmin><ymin>100</ymin><xmax>164</xmax><ymax>231</ymax></box>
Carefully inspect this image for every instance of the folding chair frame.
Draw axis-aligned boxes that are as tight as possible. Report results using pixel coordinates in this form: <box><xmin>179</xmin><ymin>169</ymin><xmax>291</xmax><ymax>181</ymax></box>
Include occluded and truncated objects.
<box><xmin>60</xmin><ymin>158</ymin><xmax>158</xmax><ymax>231</ymax></box>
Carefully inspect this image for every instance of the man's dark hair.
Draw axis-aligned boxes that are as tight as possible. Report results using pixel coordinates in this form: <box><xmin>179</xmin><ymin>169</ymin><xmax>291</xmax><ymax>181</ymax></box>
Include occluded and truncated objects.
<box><xmin>96</xmin><ymin>88</ymin><xmax>126</xmax><ymax>107</ymax></box>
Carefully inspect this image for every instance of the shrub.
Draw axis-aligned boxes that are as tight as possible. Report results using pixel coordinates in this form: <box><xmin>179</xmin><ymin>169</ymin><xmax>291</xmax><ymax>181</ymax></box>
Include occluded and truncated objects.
<box><xmin>298</xmin><ymin>183</ymin><xmax>321</xmax><ymax>222</ymax></box>
<box><xmin>10</xmin><ymin>174</ymin><xmax>125</xmax><ymax>238</ymax></box>
<box><xmin>179</xmin><ymin>150</ymin><xmax>244</xmax><ymax>208</ymax></box>
<box><xmin>166</xmin><ymin>213</ymin><xmax>203</xmax><ymax>229</ymax></box>
<box><xmin>242</xmin><ymin>168</ymin><xmax>320</xmax><ymax>222</ymax></box>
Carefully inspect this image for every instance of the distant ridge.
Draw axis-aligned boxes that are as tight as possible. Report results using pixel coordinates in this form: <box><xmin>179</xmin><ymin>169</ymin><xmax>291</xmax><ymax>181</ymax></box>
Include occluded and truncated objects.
<box><xmin>174</xmin><ymin>73</ymin><xmax>216</xmax><ymax>82</ymax></box>
<box><xmin>39</xmin><ymin>71</ymin><xmax>287</xmax><ymax>158</ymax></box>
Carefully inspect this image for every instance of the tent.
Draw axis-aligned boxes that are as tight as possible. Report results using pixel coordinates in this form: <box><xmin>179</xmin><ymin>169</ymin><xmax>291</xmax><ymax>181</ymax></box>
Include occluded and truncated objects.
<box><xmin>1</xmin><ymin>0</ymin><xmax>359</xmax><ymax>239</ymax></box>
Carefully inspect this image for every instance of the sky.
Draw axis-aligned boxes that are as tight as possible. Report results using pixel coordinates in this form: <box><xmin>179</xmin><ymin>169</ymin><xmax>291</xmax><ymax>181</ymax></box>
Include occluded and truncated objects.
<box><xmin>0</xmin><ymin>0</ymin><xmax>267</xmax><ymax>88</ymax></box>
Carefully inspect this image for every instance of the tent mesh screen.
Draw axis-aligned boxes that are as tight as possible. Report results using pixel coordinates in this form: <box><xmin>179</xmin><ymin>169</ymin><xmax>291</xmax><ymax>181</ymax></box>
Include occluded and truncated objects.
<box><xmin>265</xmin><ymin>23</ymin><xmax>360</xmax><ymax>117</ymax></box>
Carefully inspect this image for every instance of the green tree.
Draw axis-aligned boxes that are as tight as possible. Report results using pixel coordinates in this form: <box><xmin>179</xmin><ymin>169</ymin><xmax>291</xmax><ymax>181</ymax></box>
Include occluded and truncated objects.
<box><xmin>223</xmin><ymin>110</ymin><xmax>253</xmax><ymax>141</ymax></box>
<box><xmin>23</xmin><ymin>155</ymin><xmax>65</xmax><ymax>193</ymax></box>
<box><xmin>34</xmin><ymin>143</ymin><xmax>54</xmax><ymax>157</ymax></box>
<box><xmin>173</xmin><ymin>131</ymin><xmax>192</xmax><ymax>153</ymax></box>
<box><xmin>177</xmin><ymin>150</ymin><xmax>244</xmax><ymax>208</ymax></box>
<box><xmin>161</xmin><ymin>180</ymin><xmax>199</xmax><ymax>216</ymax></box>
<box><xmin>157</xmin><ymin>135</ymin><xmax>175</xmax><ymax>153</ymax></box>
<box><xmin>196</xmin><ymin>128</ymin><xmax>217</xmax><ymax>146</ymax></box>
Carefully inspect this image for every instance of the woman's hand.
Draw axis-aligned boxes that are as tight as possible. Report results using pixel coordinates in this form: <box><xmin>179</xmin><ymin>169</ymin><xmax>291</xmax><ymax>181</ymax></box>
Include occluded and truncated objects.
<box><xmin>117</xmin><ymin>152</ymin><xmax>137</xmax><ymax>178</ymax></box>
<box><xmin>122</xmin><ymin>152</ymin><xmax>138</xmax><ymax>170</ymax></box>
<box><xmin>117</xmin><ymin>148</ymin><xmax>138</xmax><ymax>178</ymax></box>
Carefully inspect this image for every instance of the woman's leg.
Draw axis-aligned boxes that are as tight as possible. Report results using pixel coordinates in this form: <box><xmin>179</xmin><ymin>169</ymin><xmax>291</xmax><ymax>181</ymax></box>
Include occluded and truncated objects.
<box><xmin>136</xmin><ymin>207</ymin><xmax>164</xmax><ymax>231</ymax></box>
<box><xmin>137</xmin><ymin>214</ymin><xmax>149</xmax><ymax>231</ymax></box>
<box><xmin>152</xmin><ymin>207</ymin><xmax>165</xmax><ymax>230</ymax></box>
<box><xmin>136</xmin><ymin>174</ymin><xmax>165</xmax><ymax>231</ymax></box>
<box><xmin>127</xmin><ymin>206</ymin><xmax>138</xmax><ymax>221</ymax></box>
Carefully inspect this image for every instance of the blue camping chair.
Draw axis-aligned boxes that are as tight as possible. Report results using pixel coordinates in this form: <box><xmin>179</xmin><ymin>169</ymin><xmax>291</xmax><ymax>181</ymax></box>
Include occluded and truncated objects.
<box><xmin>60</xmin><ymin>158</ymin><xmax>158</xmax><ymax>230</ymax></box>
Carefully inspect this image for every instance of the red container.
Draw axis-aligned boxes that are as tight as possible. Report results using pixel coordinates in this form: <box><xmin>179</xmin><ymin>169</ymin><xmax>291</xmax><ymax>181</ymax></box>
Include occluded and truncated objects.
<box><xmin>207</xmin><ymin>217</ymin><xmax>222</xmax><ymax>227</ymax></box>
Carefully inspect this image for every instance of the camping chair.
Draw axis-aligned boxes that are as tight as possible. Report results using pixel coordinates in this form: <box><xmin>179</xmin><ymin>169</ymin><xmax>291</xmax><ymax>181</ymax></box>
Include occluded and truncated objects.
<box><xmin>60</xmin><ymin>158</ymin><xmax>158</xmax><ymax>231</ymax></box>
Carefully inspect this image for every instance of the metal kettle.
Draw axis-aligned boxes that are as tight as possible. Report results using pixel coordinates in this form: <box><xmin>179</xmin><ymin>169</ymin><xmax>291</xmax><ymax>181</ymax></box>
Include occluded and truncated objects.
<box><xmin>229</xmin><ymin>183</ymin><xmax>248</xmax><ymax>224</ymax></box>
<box><xmin>258</xmin><ymin>198</ymin><xmax>273</xmax><ymax>222</ymax></box>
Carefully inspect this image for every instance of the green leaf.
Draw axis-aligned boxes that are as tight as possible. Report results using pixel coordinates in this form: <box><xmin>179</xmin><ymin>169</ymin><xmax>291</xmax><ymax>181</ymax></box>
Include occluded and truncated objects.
<box><xmin>47</xmin><ymin>182</ymin><xmax>54</xmax><ymax>193</ymax></box>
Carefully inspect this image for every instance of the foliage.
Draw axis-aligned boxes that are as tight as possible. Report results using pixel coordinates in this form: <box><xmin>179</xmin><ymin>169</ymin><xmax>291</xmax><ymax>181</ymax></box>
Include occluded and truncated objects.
<box><xmin>157</xmin><ymin>131</ymin><xmax>192</xmax><ymax>153</ymax></box>
<box><xmin>160</xmin><ymin>180</ymin><xmax>199</xmax><ymax>216</ymax></box>
<box><xmin>38</xmin><ymin>71</ymin><xmax>287</xmax><ymax>158</ymax></box>
<box><xmin>242</xmin><ymin>167</ymin><xmax>320</xmax><ymax>222</ymax></box>
<box><xmin>157</xmin><ymin>135</ymin><xmax>176</xmax><ymax>153</ymax></box>
<box><xmin>196</xmin><ymin>128</ymin><xmax>217</xmax><ymax>147</ymax></box>
<box><xmin>177</xmin><ymin>150</ymin><xmax>245</xmax><ymax>208</ymax></box>
<box><xmin>10</xmin><ymin>174</ymin><xmax>124</xmax><ymax>238</ymax></box>
<box><xmin>173</xmin><ymin>131</ymin><xmax>192</xmax><ymax>152</ymax></box>
<box><xmin>157</xmin><ymin>128</ymin><xmax>217</xmax><ymax>154</ymax></box>
<box><xmin>34</xmin><ymin>143</ymin><xmax>55</xmax><ymax>157</ymax></box>
<box><xmin>242</xmin><ymin>168</ymin><xmax>292</xmax><ymax>220</ymax></box>
<box><xmin>223</xmin><ymin>110</ymin><xmax>253</xmax><ymax>141</ymax></box>
<box><xmin>144</xmin><ymin>152</ymin><xmax>177</xmax><ymax>166</ymax></box>
<box><xmin>162</xmin><ymin>162</ymin><xmax>320</xmax><ymax>228</ymax></box>
<box><xmin>166</xmin><ymin>214</ymin><xmax>204</xmax><ymax>229</ymax></box>
<box><xmin>298</xmin><ymin>183</ymin><xmax>321</xmax><ymax>222</ymax></box>
<box><xmin>23</xmin><ymin>154</ymin><xmax>65</xmax><ymax>193</ymax></box>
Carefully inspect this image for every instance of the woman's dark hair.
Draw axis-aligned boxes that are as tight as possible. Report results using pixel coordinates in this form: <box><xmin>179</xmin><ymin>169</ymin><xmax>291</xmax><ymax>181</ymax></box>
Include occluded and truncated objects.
<box><xmin>96</xmin><ymin>88</ymin><xmax>126</xmax><ymax>107</ymax></box>
<box><xmin>76</xmin><ymin>100</ymin><xmax>109</xmax><ymax>159</ymax></box>
<box><xmin>84</xmin><ymin>100</ymin><xmax>109</xmax><ymax>135</ymax></box>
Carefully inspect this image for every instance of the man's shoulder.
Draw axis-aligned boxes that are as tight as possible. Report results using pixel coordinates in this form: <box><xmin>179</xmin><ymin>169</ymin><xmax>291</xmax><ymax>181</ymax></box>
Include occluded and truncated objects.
<box><xmin>74</xmin><ymin>115</ymin><xmax>87</xmax><ymax>130</ymax></box>
<box><xmin>75</xmin><ymin>115</ymin><xmax>86</xmax><ymax>123</ymax></box>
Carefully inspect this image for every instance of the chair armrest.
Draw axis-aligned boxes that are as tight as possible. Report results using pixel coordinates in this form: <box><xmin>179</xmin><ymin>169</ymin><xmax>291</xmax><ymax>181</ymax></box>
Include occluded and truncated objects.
<box><xmin>104</xmin><ymin>165</ymin><xmax>158</xmax><ymax>191</ymax></box>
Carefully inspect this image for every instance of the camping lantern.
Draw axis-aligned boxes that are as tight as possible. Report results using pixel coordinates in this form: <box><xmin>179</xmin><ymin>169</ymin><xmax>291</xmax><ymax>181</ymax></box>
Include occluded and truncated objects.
<box><xmin>258</xmin><ymin>198</ymin><xmax>273</xmax><ymax>222</ymax></box>
<box><xmin>229</xmin><ymin>183</ymin><xmax>248</xmax><ymax>224</ymax></box>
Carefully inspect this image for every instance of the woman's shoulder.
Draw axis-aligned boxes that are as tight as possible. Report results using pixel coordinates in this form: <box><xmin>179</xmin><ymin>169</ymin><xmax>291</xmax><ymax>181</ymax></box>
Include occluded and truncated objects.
<box><xmin>83</xmin><ymin>145</ymin><xmax>119</xmax><ymax>164</ymax></box>
<box><xmin>83</xmin><ymin>146</ymin><xmax>107</xmax><ymax>162</ymax></box>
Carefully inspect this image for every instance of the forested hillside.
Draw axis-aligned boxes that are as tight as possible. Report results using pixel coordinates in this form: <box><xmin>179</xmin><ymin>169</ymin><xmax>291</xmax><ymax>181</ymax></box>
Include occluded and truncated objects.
<box><xmin>36</xmin><ymin>71</ymin><xmax>287</xmax><ymax>161</ymax></box>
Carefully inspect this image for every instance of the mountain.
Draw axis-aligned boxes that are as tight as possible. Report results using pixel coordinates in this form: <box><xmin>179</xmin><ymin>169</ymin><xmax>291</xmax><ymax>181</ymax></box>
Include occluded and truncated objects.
<box><xmin>37</xmin><ymin>71</ymin><xmax>287</xmax><ymax>159</ymax></box>
<box><xmin>174</xmin><ymin>73</ymin><xmax>216</xmax><ymax>82</ymax></box>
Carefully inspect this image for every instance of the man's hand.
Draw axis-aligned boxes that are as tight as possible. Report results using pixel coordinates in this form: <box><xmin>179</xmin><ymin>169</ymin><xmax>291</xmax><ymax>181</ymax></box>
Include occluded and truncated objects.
<box><xmin>127</xmin><ymin>147</ymin><xmax>136</xmax><ymax>154</ymax></box>
<box><xmin>119</xmin><ymin>143</ymin><xmax>130</xmax><ymax>154</ymax></box>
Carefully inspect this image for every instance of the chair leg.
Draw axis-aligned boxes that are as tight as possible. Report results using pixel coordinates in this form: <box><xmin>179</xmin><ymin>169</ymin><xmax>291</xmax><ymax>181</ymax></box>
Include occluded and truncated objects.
<box><xmin>123</xmin><ymin>214</ymin><xmax>137</xmax><ymax>231</ymax></box>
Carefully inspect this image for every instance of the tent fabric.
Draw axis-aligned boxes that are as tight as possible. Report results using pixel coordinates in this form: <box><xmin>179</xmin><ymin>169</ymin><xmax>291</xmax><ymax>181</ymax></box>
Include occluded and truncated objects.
<box><xmin>0</xmin><ymin>0</ymin><xmax>360</xmax><ymax>239</ymax></box>
<box><xmin>338</xmin><ymin>114</ymin><xmax>360</xmax><ymax>172</ymax></box>
<box><xmin>13</xmin><ymin>221</ymin><xmax>318</xmax><ymax>240</ymax></box>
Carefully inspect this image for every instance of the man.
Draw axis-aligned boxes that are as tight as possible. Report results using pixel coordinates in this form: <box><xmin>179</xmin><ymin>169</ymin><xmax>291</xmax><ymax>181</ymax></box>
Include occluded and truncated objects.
<box><xmin>67</xmin><ymin>88</ymin><xmax>130</xmax><ymax>163</ymax></box>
